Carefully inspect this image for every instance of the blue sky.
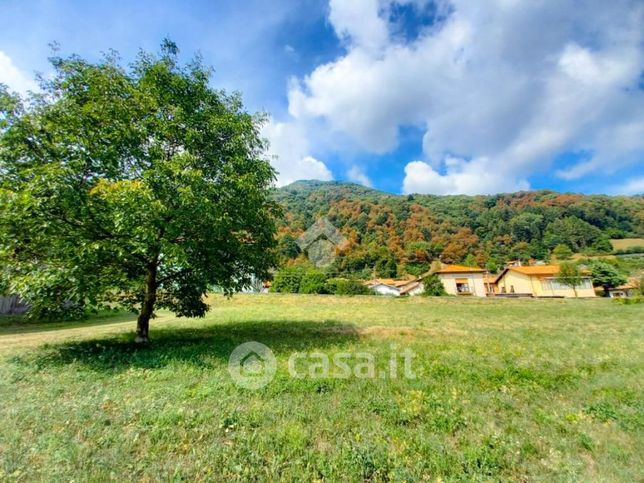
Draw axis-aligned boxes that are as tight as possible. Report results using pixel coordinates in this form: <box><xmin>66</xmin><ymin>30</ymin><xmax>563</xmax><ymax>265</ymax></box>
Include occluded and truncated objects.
<box><xmin>1</xmin><ymin>0</ymin><xmax>643</xmax><ymax>195</ymax></box>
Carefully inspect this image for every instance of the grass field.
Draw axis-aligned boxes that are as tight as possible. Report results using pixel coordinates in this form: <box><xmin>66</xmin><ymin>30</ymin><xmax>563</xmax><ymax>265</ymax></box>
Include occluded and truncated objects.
<box><xmin>610</xmin><ymin>238</ymin><xmax>644</xmax><ymax>251</ymax></box>
<box><xmin>0</xmin><ymin>295</ymin><xmax>642</xmax><ymax>481</ymax></box>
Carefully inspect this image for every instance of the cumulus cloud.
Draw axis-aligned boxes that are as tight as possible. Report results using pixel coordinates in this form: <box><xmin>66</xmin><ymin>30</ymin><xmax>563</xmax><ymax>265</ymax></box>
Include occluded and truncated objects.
<box><xmin>261</xmin><ymin>118</ymin><xmax>333</xmax><ymax>186</ymax></box>
<box><xmin>347</xmin><ymin>165</ymin><xmax>373</xmax><ymax>187</ymax></box>
<box><xmin>288</xmin><ymin>0</ymin><xmax>644</xmax><ymax>194</ymax></box>
<box><xmin>0</xmin><ymin>50</ymin><xmax>38</xmax><ymax>94</ymax></box>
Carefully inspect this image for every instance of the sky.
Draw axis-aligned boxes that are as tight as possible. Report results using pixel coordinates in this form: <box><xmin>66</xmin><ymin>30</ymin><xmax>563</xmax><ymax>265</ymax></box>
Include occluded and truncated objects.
<box><xmin>1</xmin><ymin>0</ymin><xmax>643</xmax><ymax>195</ymax></box>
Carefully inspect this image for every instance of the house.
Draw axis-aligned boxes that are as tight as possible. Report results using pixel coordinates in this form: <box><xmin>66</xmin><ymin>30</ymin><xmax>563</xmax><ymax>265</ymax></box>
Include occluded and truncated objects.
<box><xmin>435</xmin><ymin>265</ymin><xmax>487</xmax><ymax>297</ymax></box>
<box><xmin>483</xmin><ymin>275</ymin><xmax>498</xmax><ymax>295</ymax></box>
<box><xmin>493</xmin><ymin>265</ymin><xmax>595</xmax><ymax>298</ymax></box>
<box><xmin>365</xmin><ymin>278</ymin><xmax>422</xmax><ymax>296</ymax></box>
<box><xmin>608</xmin><ymin>279</ymin><xmax>638</xmax><ymax>298</ymax></box>
<box><xmin>400</xmin><ymin>280</ymin><xmax>424</xmax><ymax>296</ymax></box>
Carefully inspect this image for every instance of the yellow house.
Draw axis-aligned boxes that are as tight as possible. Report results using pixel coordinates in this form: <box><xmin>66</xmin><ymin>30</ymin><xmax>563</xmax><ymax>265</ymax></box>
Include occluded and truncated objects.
<box><xmin>435</xmin><ymin>265</ymin><xmax>487</xmax><ymax>297</ymax></box>
<box><xmin>493</xmin><ymin>265</ymin><xmax>595</xmax><ymax>298</ymax></box>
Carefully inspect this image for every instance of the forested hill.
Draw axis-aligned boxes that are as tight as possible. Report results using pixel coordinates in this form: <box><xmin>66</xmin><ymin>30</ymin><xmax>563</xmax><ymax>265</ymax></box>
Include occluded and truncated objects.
<box><xmin>272</xmin><ymin>180</ymin><xmax>644</xmax><ymax>276</ymax></box>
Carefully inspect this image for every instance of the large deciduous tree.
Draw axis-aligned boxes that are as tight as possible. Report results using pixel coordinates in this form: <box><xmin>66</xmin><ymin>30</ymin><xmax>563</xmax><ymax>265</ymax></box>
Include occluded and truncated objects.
<box><xmin>588</xmin><ymin>261</ymin><xmax>627</xmax><ymax>297</ymax></box>
<box><xmin>0</xmin><ymin>41</ymin><xmax>278</xmax><ymax>342</ymax></box>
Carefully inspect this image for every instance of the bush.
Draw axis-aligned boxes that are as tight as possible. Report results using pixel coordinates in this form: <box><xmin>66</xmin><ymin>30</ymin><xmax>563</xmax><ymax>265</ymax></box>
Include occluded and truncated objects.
<box><xmin>325</xmin><ymin>278</ymin><xmax>372</xmax><ymax>295</ymax></box>
<box><xmin>299</xmin><ymin>269</ymin><xmax>328</xmax><ymax>294</ymax></box>
<box><xmin>612</xmin><ymin>296</ymin><xmax>643</xmax><ymax>305</ymax></box>
<box><xmin>271</xmin><ymin>266</ymin><xmax>305</xmax><ymax>293</ymax></box>
<box><xmin>552</xmin><ymin>244</ymin><xmax>573</xmax><ymax>260</ymax></box>
<box><xmin>614</xmin><ymin>246</ymin><xmax>644</xmax><ymax>255</ymax></box>
<box><xmin>422</xmin><ymin>274</ymin><xmax>447</xmax><ymax>296</ymax></box>
<box><xmin>591</xmin><ymin>237</ymin><xmax>613</xmax><ymax>254</ymax></box>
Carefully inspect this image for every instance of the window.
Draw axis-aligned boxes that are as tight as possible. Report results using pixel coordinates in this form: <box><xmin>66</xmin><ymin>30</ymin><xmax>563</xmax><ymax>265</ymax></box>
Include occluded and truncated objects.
<box><xmin>455</xmin><ymin>278</ymin><xmax>471</xmax><ymax>294</ymax></box>
<box><xmin>542</xmin><ymin>277</ymin><xmax>593</xmax><ymax>291</ymax></box>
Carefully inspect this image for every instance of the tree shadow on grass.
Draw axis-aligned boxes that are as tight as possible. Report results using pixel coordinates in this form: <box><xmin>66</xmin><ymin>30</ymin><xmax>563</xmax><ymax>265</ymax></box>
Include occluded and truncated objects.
<box><xmin>13</xmin><ymin>319</ymin><xmax>361</xmax><ymax>374</ymax></box>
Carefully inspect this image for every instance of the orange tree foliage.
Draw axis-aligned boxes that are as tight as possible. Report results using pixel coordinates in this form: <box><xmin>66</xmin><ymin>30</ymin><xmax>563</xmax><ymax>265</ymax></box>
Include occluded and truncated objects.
<box><xmin>272</xmin><ymin>181</ymin><xmax>644</xmax><ymax>278</ymax></box>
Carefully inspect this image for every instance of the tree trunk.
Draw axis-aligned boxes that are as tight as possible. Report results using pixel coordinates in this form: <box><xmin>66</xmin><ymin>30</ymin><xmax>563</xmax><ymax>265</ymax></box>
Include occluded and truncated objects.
<box><xmin>135</xmin><ymin>260</ymin><xmax>158</xmax><ymax>344</ymax></box>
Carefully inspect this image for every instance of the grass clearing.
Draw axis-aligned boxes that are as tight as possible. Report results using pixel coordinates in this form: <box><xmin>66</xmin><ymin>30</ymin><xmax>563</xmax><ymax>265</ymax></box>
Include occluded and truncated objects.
<box><xmin>0</xmin><ymin>294</ymin><xmax>642</xmax><ymax>481</ymax></box>
<box><xmin>610</xmin><ymin>238</ymin><xmax>644</xmax><ymax>251</ymax></box>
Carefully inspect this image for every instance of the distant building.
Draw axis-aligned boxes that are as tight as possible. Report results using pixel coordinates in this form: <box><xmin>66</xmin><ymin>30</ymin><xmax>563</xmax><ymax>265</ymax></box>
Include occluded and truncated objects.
<box><xmin>365</xmin><ymin>278</ymin><xmax>422</xmax><ymax>297</ymax></box>
<box><xmin>608</xmin><ymin>280</ymin><xmax>637</xmax><ymax>298</ymax></box>
<box><xmin>483</xmin><ymin>275</ymin><xmax>498</xmax><ymax>295</ymax></box>
<box><xmin>493</xmin><ymin>265</ymin><xmax>595</xmax><ymax>298</ymax></box>
<box><xmin>435</xmin><ymin>265</ymin><xmax>487</xmax><ymax>297</ymax></box>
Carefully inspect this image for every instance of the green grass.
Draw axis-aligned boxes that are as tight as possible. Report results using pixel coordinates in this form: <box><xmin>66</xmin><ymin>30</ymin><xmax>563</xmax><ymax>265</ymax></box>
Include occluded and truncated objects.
<box><xmin>610</xmin><ymin>238</ymin><xmax>644</xmax><ymax>251</ymax></box>
<box><xmin>0</xmin><ymin>295</ymin><xmax>642</xmax><ymax>481</ymax></box>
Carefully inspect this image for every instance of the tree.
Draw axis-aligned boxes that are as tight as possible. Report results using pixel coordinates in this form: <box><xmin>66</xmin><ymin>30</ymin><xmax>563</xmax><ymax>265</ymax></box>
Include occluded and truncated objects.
<box><xmin>277</xmin><ymin>234</ymin><xmax>300</xmax><ymax>261</ymax></box>
<box><xmin>591</xmin><ymin>237</ymin><xmax>613</xmax><ymax>254</ymax></box>
<box><xmin>440</xmin><ymin>227</ymin><xmax>479</xmax><ymax>264</ymax></box>
<box><xmin>485</xmin><ymin>259</ymin><xmax>499</xmax><ymax>274</ymax></box>
<box><xmin>375</xmin><ymin>254</ymin><xmax>398</xmax><ymax>278</ymax></box>
<box><xmin>544</xmin><ymin>216</ymin><xmax>602</xmax><ymax>251</ymax></box>
<box><xmin>556</xmin><ymin>262</ymin><xmax>583</xmax><ymax>297</ymax></box>
<box><xmin>552</xmin><ymin>244</ymin><xmax>573</xmax><ymax>260</ymax></box>
<box><xmin>509</xmin><ymin>212</ymin><xmax>543</xmax><ymax>242</ymax></box>
<box><xmin>588</xmin><ymin>261</ymin><xmax>627</xmax><ymax>296</ymax></box>
<box><xmin>463</xmin><ymin>253</ymin><xmax>477</xmax><ymax>267</ymax></box>
<box><xmin>0</xmin><ymin>41</ymin><xmax>278</xmax><ymax>342</ymax></box>
<box><xmin>403</xmin><ymin>241</ymin><xmax>435</xmax><ymax>276</ymax></box>
<box><xmin>422</xmin><ymin>274</ymin><xmax>447</xmax><ymax>296</ymax></box>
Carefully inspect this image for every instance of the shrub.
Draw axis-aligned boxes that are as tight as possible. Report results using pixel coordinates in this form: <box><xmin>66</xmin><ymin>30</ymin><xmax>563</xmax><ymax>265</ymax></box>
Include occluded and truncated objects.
<box><xmin>271</xmin><ymin>266</ymin><xmax>305</xmax><ymax>293</ymax></box>
<box><xmin>612</xmin><ymin>296</ymin><xmax>643</xmax><ymax>305</ymax></box>
<box><xmin>614</xmin><ymin>246</ymin><xmax>644</xmax><ymax>255</ymax></box>
<box><xmin>552</xmin><ymin>244</ymin><xmax>573</xmax><ymax>260</ymax></box>
<box><xmin>422</xmin><ymin>274</ymin><xmax>447</xmax><ymax>296</ymax></box>
<box><xmin>299</xmin><ymin>270</ymin><xmax>328</xmax><ymax>294</ymax></box>
<box><xmin>325</xmin><ymin>278</ymin><xmax>372</xmax><ymax>295</ymax></box>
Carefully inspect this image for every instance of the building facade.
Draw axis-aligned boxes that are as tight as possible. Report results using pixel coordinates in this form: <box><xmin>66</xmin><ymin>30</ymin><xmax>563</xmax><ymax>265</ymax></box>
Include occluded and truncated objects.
<box><xmin>494</xmin><ymin>265</ymin><xmax>595</xmax><ymax>298</ymax></box>
<box><xmin>435</xmin><ymin>265</ymin><xmax>487</xmax><ymax>297</ymax></box>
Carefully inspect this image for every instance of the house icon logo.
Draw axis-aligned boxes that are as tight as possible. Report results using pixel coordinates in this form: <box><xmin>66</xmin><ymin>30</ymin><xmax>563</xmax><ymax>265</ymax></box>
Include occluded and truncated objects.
<box><xmin>297</xmin><ymin>217</ymin><xmax>348</xmax><ymax>267</ymax></box>
<box><xmin>228</xmin><ymin>341</ymin><xmax>277</xmax><ymax>389</ymax></box>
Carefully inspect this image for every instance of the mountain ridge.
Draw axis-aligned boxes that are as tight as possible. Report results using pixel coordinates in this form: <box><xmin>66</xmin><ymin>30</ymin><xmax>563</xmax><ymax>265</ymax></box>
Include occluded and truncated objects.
<box><xmin>272</xmin><ymin>180</ymin><xmax>644</xmax><ymax>277</ymax></box>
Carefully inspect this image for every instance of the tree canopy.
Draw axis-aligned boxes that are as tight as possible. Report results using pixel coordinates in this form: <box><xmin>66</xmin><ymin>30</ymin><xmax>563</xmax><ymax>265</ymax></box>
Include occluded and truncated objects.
<box><xmin>0</xmin><ymin>41</ymin><xmax>278</xmax><ymax>341</ymax></box>
<box><xmin>587</xmin><ymin>261</ymin><xmax>627</xmax><ymax>296</ymax></box>
<box><xmin>272</xmin><ymin>181</ymin><xmax>643</xmax><ymax>278</ymax></box>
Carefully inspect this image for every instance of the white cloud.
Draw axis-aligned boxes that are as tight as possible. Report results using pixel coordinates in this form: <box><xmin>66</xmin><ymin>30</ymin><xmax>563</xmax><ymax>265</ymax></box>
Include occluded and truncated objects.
<box><xmin>347</xmin><ymin>165</ymin><xmax>373</xmax><ymax>187</ymax></box>
<box><xmin>262</xmin><ymin>118</ymin><xmax>333</xmax><ymax>186</ymax></box>
<box><xmin>0</xmin><ymin>50</ymin><xmax>37</xmax><ymax>94</ymax></box>
<box><xmin>328</xmin><ymin>0</ymin><xmax>389</xmax><ymax>54</ymax></box>
<box><xmin>608</xmin><ymin>176</ymin><xmax>644</xmax><ymax>196</ymax></box>
<box><xmin>402</xmin><ymin>158</ymin><xmax>528</xmax><ymax>195</ymax></box>
<box><xmin>288</xmin><ymin>0</ymin><xmax>644</xmax><ymax>194</ymax></box>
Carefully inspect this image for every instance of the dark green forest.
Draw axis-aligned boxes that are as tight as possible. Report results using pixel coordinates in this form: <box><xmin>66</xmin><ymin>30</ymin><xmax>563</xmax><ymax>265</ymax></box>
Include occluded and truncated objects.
<box><xmin>273</xmin><ymin>180</ymin><xmax>644</xmax><ymax>278</ymax></box>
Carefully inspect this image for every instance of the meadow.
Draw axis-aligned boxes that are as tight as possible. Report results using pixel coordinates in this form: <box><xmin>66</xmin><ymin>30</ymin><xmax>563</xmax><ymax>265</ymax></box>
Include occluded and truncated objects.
<box><xmin>0</xmin><ymin>295</ymin><xmax>642</xmax><ymax>481</ymax></box>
